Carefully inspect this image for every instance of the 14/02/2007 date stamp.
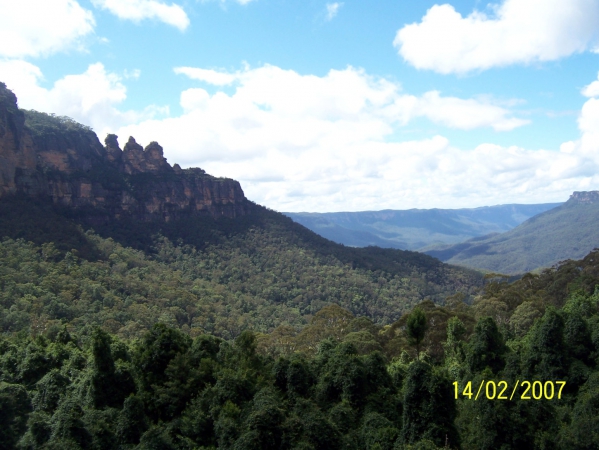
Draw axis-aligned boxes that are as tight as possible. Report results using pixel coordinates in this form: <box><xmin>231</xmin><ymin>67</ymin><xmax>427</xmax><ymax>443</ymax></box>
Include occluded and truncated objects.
<box><xmin>453</xmin><ymin>380</ymin><xmax>566</xmax><ymax>400</ymax></box>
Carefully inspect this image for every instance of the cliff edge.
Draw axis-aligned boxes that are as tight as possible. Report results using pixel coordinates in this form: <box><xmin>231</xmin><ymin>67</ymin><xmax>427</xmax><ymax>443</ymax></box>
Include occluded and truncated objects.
<box><xmin>567</xmin><ymin>191</ymin><xmax>599</xmax><ymax>205</ymax></box>
<box><xmin>0</xmin><ymin>82</ymin><xmax>249</xmax><ymax>222</ymax></box>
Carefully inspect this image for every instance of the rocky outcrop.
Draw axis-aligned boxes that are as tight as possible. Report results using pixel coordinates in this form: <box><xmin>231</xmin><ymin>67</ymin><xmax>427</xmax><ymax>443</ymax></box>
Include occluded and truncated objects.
<box><xmin>568</xmin><ymin>191</ymin><xmax>599</xmax><ymax>205</ymax></box>
<box><xmin>0</xmin><ymin>84</ymin><xmax>37</xmax><ymax>195</ymax></box>
<box><xmin>0</xmin><ymin>82</ymin><xmax>250</xmax><ymax>222</ymax></box>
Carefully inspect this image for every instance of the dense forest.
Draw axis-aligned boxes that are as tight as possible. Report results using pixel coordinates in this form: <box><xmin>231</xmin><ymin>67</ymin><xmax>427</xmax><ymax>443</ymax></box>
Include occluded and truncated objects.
<box><xmin>1</xmin><ymin>194</ymin><xmax>599</xmax><ymax>449</ymax></box>
<box><xmin>0</xmin><ymin>192</ymin><xmax>481</xmax><ymax>339</ymax></box>
<box><xmin>2</xmin><ymin>245</ymin><xmax>599</xmax><ymax>449</ymax></box>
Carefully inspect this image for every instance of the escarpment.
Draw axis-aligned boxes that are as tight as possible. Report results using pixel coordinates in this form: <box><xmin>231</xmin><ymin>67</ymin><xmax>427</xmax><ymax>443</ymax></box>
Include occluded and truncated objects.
<box><xmin>0</xmin><ymin>82</ymin><xmax>249</xmax><ymax>223</ymax></box>
<box><xmin>568</xmin><ymin>190</ymin><xmax>599</xmax><ymax>205</ymax></box>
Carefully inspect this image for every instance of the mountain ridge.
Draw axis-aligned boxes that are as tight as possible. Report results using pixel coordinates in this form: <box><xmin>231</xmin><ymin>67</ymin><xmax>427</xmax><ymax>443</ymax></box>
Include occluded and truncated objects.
<box><xmin>285</xmin><ymin>202</ymin><xmax>562</xmax><ymax>251</ymax></box>
<box><xmin>425</xmin><ymin>191</ymin><xmax>599</xmax><ymax>274</ymax></box>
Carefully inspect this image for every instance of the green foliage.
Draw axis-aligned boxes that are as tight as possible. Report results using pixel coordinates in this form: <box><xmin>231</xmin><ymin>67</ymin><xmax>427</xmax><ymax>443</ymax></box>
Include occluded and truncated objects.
<box><xmin>48</xmin><ymin>397</ymin><xmax>91</xmax><ymax>448</ymax></box>
<box><xmin>0</xmin><ymin>196</ymin><xmax>99</xmax><ymax>259</ymax></box>
<box><xmin>0</xmin><ymin>282</ymin><xmax>596</xmax><ymax>450</ymax></box>
<box><xmin>444</xmin><ymin>317</ymin><xmax>467</xmax><ymax>379</ymax></box>
<box><xmin>381</xmin><ymin>299</ymin><xmax>475</xmax><ymax>364</ymax></box>
<box><xmin>138</xmin><ymin>425</ymin><xmax>176</xmax><ymax>450</ymax></box>
<box><xmin>18</xmin><ymin>410</ymin><xmax>52</xmax><ymax>449</ymax></box>
<box><xmin>401</xmin><ymin>361</ymin><xmax>459</xmax><ymax>448</ymax></box>
<box><xmin>360</xmin><ymin>412</ymin><xmax>399</xmax><ymax>450</ymax></box>
<box><xmin>116</xmin><ymin>395</ymin><xmax>148</xmax><ymax>446</ymax></box>
<box><xmin>510</xmin><ymin>301</ymin><xmax>542</xmax><ymax>337</ymax></box>
<box><xmin>522</xmin><ymin>308</ymin><xmax>568</xmax><ymax>381</ymax></box>
<box><xmin>0</xmin><ymin>198</ymin><xmax>482</xmax><ymax>341</ymax></box>
<box><xmin>0</xmin><ymin>382</ymin><xmax>31</xmax><ymax>450</ymax></box>
<box><xmin>134</xmin><ymin>324</ymin><xmax>192</xmax><ymax>411</ymax></box>
<box><xmin>406</xmin><ymin>308</ymin><xmax>428</xmax><ymax>360</ymax></box>
<box><xmin>24</xmin><ymin>110</ymin><xmax>94</xmax><ymax>137</ymax></box>
<box><xmin>32</xmin><ymin>369</ymin><xmax>69</xmax><ymax>413</ymax></box>
<box><xmin>561</xmin><ymin>371</ymin><xmax>599</xmax><ymax>448</ymax></box>
<box><xmin>88</xmin><ymin>328</ymin><xmax>135</xmax><ymax>409</ymax></box>
<box><xmin>465</xmin><ymin>317</ymin><xmax>507</xmax><ymax>375</ymax></box>
<box><xmin>235</xmin><ymin>387</ymin><xmax>285</xmax><ymax>450</ymax></box>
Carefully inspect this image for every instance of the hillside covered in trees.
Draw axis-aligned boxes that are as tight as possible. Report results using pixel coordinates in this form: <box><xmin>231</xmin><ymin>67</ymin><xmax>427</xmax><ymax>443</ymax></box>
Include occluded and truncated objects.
<box><xmin>2</xmin><ymin>247</ymin><xmax>599</xmax><ymax>449</ymax></box>
<box><xmin>0</xmin><ymin>196</ymin><xmax>481</xmax><ymax>340</ymax></box>
<box><xmin>426</xmin><ymin>191</ymin><xmax>599</xmax><ymax>274</ymax></box>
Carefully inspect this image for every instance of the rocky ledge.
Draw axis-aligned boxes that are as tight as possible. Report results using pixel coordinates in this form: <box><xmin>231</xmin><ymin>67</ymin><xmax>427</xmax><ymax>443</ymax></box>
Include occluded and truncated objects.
<box><xmin>0</xmin><ymin>82</ymin><xmax>249</xmax><ymax>222</ymax></box>
<box><xmin>568</xmin><ymin>191</ymin><xmax>599</xmax><ymax>205</ymax></box>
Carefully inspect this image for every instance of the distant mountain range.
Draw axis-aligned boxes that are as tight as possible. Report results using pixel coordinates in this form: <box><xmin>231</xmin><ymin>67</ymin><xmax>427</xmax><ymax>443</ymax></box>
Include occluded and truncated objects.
<box><xmin>285</xmin><ymin>192</ymin><xmax>599</xmax><ymax>275</ymax></box>
<box><xmin>425</xmin><ymin>191</ymin><xmax>599</xmax><ymax>274</ymax></box>
<box><xmin>284</xmin><ymin>203</ymin><xmax>561</xmax><ymax>251</ymax></box>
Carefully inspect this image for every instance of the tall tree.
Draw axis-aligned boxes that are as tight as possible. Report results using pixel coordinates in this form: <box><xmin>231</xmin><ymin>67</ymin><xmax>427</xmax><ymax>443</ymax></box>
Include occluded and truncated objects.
<box><xmin>466</xmin><ymin>317</ymin><xmax>507</xmax><ymax>374</ymax></box>
<box><xmin>0</xmin><ymin>383</ymin><xmax>32</xmax><ymax>450</ymax></box>
<box><xmin>406</xmin><ymin>308</ymin><xmax>428</xmax><ymax>360</ymax></box>
<box><xmin>401</xmin><ymin>361</ymin><xmax>459</xmax><ymax>448</ymax></box>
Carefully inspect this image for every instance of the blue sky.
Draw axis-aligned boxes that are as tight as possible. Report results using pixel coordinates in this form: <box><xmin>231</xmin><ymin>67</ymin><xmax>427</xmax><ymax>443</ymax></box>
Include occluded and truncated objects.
<box><xmin>2</xmin><ymin>0</ymin><xmax>599</xmax><ymax>212</ymax></box>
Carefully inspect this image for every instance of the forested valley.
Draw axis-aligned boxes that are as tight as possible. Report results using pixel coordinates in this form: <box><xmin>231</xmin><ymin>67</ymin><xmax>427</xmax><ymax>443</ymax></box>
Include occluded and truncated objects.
<box><xmin>1</xmin><ymin>205</ymin><xmax>599</xmax><ymax>448</ymax></box>
<box><xmin>1</xmin><ymin>96</ymin><xmax>598</xmax><ymax>449</ymax></box>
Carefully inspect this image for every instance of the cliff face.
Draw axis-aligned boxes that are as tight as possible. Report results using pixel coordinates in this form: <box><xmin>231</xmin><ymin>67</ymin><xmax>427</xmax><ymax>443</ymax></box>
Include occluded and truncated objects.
<box><xmin>0</xmin><ymin>83</ymin><xmax>249</xmax><ymax>222</ymax></box>
<box><xmin>568</xmin><ymin>191</ymin><xmax>599</xmax><ymax>205</ymax></box>
<box><xmin>0</xmin><ymin>85</ymin><xmax>37</xmax><ymax>195</ymax></box>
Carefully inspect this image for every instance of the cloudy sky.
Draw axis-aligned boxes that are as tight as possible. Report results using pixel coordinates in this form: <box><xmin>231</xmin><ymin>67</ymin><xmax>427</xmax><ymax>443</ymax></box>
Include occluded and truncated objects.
<box><xmin>2</xmin><ymin>0</ymin><xmax>599</xmax><ymax>212</ymax></box>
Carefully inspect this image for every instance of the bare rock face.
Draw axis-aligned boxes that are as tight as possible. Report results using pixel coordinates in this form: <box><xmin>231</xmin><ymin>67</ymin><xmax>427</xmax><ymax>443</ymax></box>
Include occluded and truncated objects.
<box><xmin>104</xmin><ymin>133</ymin><xmax>122</xmax><ymax>164</ymax></box>
<box><xmin>568</xmin><ymin>191</ymin><xmax>599</xmax><ymax>205</ymax></box>
<box><xmin>122</xmin><ymin>137</ymin><xmax>171</xmax><ymax>174</ymax></box>
<box><xmin>0</xmin><ymin>83</ymin><xmax>37</xmax><ymax>195</ymax></box>
<box><xmin>0</xmin><ymin>83</ymin><xmax>250</xmax><ymax>222</ymax></box>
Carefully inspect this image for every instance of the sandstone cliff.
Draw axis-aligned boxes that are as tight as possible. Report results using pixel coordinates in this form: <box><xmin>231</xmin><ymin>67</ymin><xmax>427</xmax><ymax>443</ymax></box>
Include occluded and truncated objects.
<box><xmin>0</xmin><ymin>82</ymin><xmax>249</xmax><ymax>222</ymax></box>
<box><xmin>568</xmin><ymin>190</ymin><xmax>599</xmax><ymax>205</ymax></box>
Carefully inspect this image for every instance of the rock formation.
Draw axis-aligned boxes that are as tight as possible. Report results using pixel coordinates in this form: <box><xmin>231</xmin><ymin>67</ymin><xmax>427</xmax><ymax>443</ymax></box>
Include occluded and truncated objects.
<box><xmin>0</xmin><ymin>82</ymin><xmax>249</xmax><ymax>222</ymax></box>
<box><xmin>568</xmin><ymin>191</ymin><xmax>599</xmax><ymax>205</ymax></box>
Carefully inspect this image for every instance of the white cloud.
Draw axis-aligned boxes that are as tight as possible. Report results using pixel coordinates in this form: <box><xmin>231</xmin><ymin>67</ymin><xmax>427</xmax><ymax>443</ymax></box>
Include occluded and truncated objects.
<box><xmin>565</xmin><ymin>77</ymin><xmax>599</xmax><ymax>165</ymax></box>
<box><xmin>92</xmin><ymin>0</ymin><xmax>189</xmax><ymax>31</ymax></box>
<box><xmin>326</xmin><ymin>2</ymin><xmax>343</xmax><ymax>21</ymax></box>
<box><xmin>394</xmin><ymin>0</ymin><xmax>599</xmax><ymax>74</ymax></box>
<box><xmin>0</xmin><ymin>60</ymin><xmax>46</xmax><ymax>102</ymax></box>
<box><xmin>172</xmin><ymin>64</ymin><xmax>526</xmax><ymax>130</ymax></box>
<box><xmin>123</xmin><ymin>69</ymin><xmax>141</xmax><ymax>80</ymax></box>
<box><xmin>575</xmin><ymin>97</ymin><xmax>599</xmax><ymax>159</ymax></box>
<box><xmin>582</xmin><ymin>72</ymin><xmax>599</xmax><ymax>97</ymax></box>
<box><xmin>0</xmin><ymin>60</ymin><xmax>167</xmax><ymax>137</ymax></box>
<box><xmin>0</xmin><ymin>0</ymin><xmax>95</xmax><ymax>58</ymax></box>
<box><xmin>174</xmin><ymin>67</ymin><xmax>239</xmax><ymax>85</ymax></box>
<box><xmin>390</xmin><ymin>91</ymin><xmax>530</xmax><ymax>131</ymax></box>
<box><xmin>108</xmin><ymin>64</ymin><xmax>554</xmax><ymax>212</ymax></box>
<box><xmin>180</xmin><ymin>88</ymin><xmax>210</xmax><ymax>111</ymax></box>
